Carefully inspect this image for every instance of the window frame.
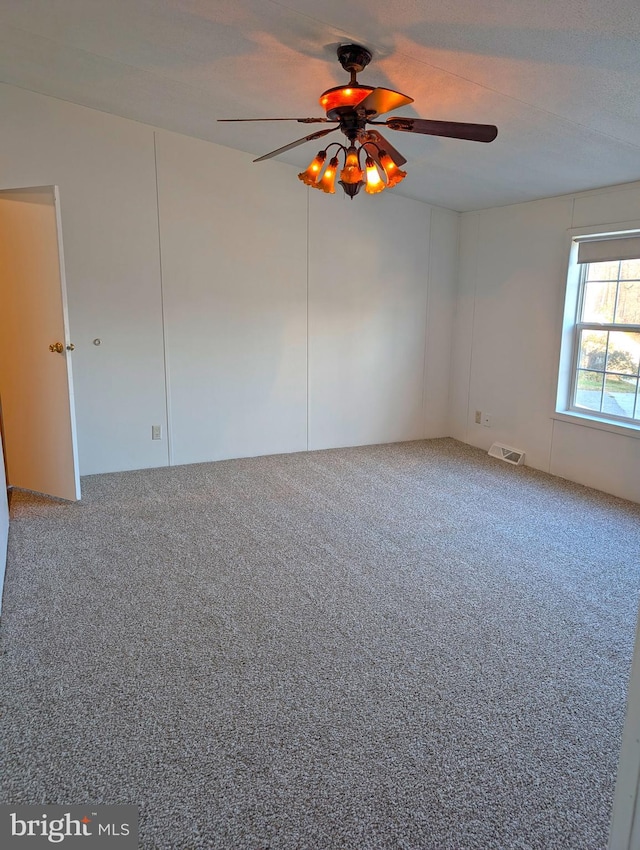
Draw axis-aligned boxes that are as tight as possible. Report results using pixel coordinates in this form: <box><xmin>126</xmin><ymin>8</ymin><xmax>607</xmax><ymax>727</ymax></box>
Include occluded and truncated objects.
<box><xmin>568</xmin><ymin>262</ymin><xmax>640</xmax><ymax>424</ymax></box>
<box><xmin>556</xmin><ymin>223</ymin><xmax>640</xmax><ymax>436</ymax></box>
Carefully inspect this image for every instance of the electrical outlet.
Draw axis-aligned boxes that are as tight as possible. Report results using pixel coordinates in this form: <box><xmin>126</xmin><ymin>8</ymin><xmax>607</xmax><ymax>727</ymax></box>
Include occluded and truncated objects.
<box><xmin>475</xmin><ymin>410</ymin><xmax>482</xmax><ymax>425</ymax></box>
<box><xmin>151</xmin><ymin>425</ymin><xmax>162</xmax><ymax>440</ymax></box>
<box><xmin>482</xmin><ymin>413</ymin><xmax>492</xmax><ymax>428</ymax></box>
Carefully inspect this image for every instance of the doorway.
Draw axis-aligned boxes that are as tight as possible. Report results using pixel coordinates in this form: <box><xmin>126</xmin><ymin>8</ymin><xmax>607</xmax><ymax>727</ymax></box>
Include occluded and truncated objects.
<box><xmin>0</xmin><ymin>185</ymin><xmax>80</xmax><ymax>503</ymax></box>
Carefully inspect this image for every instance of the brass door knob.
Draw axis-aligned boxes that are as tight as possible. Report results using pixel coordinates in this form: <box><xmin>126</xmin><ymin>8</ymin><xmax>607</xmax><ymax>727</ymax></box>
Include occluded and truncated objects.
<box><xmin>49</xmin><ymin>342</ymin><xmax>64</xmax><ymax>353</ymax></box>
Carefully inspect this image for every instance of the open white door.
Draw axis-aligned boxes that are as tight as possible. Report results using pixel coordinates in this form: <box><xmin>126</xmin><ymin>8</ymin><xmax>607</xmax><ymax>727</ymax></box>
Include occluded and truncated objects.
<box><xmin>0</xmin><ymin>186</ymin><xmax>81</xmax><ymax>501</ymax></box>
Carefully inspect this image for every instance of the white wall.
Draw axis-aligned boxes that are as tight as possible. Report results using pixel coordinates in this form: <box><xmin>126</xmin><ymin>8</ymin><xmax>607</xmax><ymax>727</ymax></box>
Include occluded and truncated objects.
<box><xmin>0</xmin><ymin>83</ymin><xmax>168</xmax><ymax>475</ymax></box>
<box><xmin>424</xmin><ymin>207</ymin><xmax>460</xmax><ymax>437</ymax></box>
<box><xmin>0</xmin><ymin>83</ymin><xmax>458</xmax><ymax>475</ymax></box>
<box><xmin>307</xmin><ymin>192</ymin><xmax>457</xmax><ymax>449</ymax></box>
<box><xmin>155</xmin><ymin>131</ymin><xmax>308</xmax><ymax>466</ymax></box>
<box><xmin>451</xmin><ymin>183</ymin><xmax>640</xmax><ymax>503</ymax></box>
<box><xmin>609</xmin><ymin>588</ymin><xmax>640</xmax><ymax>850</ymax></box>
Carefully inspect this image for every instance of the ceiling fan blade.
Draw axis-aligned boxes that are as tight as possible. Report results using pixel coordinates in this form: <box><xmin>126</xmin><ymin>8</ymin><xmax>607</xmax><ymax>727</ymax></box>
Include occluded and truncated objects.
<box><xmin>363</xmin><ymin>143</ymin><xmax>383</xmax><ymax>170</ymax></box>
<box><xmin>253</xmin><ymin>126</ymin><xmax>340</xmax><ymax>163</ymax></box>
<box><xmin>218</xmin><ymin>117</ymin><xmax>334</xmax><ymax>124</ymax></box>
<box><xmin>383</xmin><ymin>117</ymin><xmax>498</xmax><ymax>143</ymax></box>
<box><xmin>358</xmin><ymin>88</ymin><xmax>414</xmax><ymax>118</ymax></box>
<box><xmin>361</xmin><ymin>129</ymin><xmax>407</xmax><ymax>167</ymax></box>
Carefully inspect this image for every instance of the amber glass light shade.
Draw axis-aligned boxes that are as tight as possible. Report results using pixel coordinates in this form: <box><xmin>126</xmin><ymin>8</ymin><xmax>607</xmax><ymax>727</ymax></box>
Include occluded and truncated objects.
<box><xmin>298</xmin><ymin>150</ymin><xmax>327</xmax><ymax>186</ymax></box>
<box><xmin>338</xmin><ymin>147</ymin><xmax>365</xmax><ymax>199</ymax></box>
<box><xmin>318</xmin><ymin>156</ymin><xmax>339</xmax><ymax>194</ymax></box>
<box><xmin>340</xmin><ymin>148</ymin><xmax>364</xmax><ymax>185</ymax></box>
<box><xmin>364</xmin><ymin>157</ymin><xmax>385</xmax><ymax>194</ymax></box>
<box><xmin>378</xmin><ymin>150</ymin><xmax>407</xmax><ymax>188</ymax></box>
<box><xmin>319</xmin><ymin>85</ymin><xmax>374</xmax><ymax>116</ymax></box>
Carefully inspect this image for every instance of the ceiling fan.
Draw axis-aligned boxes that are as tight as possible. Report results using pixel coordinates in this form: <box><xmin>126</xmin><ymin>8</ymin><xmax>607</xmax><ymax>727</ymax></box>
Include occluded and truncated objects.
<box><xmin>218</xmin><ymin>44</ymin><xmax>498</xmax><ymax>199</ymax></box>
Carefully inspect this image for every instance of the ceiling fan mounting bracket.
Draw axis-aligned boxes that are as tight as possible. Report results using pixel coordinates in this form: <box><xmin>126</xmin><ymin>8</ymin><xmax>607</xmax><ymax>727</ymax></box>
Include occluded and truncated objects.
<box><xmin>337</xmin><ymin>44</ymin><xmax>372</xmax><ymax>75</ymax></box>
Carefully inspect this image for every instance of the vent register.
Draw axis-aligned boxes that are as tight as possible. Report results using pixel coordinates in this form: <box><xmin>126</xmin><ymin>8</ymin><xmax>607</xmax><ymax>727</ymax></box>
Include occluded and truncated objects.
<box><xmin>488</xmin><ymin>443</ymin><xmax>525</xmax><ymax>466</ymax></box>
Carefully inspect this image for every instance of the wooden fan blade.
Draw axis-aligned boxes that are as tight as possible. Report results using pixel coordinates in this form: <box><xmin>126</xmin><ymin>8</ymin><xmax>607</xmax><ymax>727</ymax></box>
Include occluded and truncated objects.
<box><xmin>361</xmin><ymin>129</ymin><xmax>407</xmax><ymax>167</ymax></box>
<box><xmin>358</xmin><ymin>88</ymin><xmax>414</xmax><ymax>118</ymax></box>
<box><xmin>383</xmin><ymin>117</ymin><xmax>498</xmax><ymax>143</ymax></box>
<box><xmin>253</xmin><ymin>126</ymin><xmax>340</xmax><ymax>163</ymax></box>
<box><xmin>218</xmin><ymin>117</ymin><xmax>333</xmax><ymax>124</ymax></box>
<box><xmin>363</xmin><ymin>143</ymin><xmax>383</xmax><ymax>170</ymax></box>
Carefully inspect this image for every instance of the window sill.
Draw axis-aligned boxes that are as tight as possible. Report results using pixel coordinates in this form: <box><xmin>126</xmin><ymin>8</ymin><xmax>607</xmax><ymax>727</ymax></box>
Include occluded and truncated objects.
<box><xmin>552</xmin><ymin>410</ymin><xmax>640</xmax><ymax>439</ymax></box>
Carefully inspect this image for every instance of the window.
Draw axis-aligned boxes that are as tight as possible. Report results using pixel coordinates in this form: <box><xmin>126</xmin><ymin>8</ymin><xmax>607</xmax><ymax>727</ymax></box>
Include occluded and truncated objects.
<box><xmin>565</xmin><ymin>235</ymin><xmax>640</xmax><ymax>427</ymax></box>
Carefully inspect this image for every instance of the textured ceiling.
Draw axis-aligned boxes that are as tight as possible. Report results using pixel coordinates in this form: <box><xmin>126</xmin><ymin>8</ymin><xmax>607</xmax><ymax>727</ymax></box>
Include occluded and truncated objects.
<box><xmin>1</xmin><ymin>0</ymin><xmax>640</xmax><ymax>211</ymax></box>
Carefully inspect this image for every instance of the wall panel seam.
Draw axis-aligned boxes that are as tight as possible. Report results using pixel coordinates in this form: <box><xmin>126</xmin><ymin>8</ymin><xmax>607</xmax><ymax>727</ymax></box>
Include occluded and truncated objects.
<box><xmin>420</xmin><ymin>208</ymin><xmax>433</xmax><ymax>437</ymax></box>
<box><xmin>153</xmin><ymin>132</ymin><xmax>172</xmax><ymax>467</ymax></box>
<box><xmin>305</xmin><ymin>188</ymin><xmax>310</xmax><ymax>452</ymax></box>
<box><xmin>464</xmin><ymin>214</ymin><xmax>480</xmax><ymax>444</ymax></box>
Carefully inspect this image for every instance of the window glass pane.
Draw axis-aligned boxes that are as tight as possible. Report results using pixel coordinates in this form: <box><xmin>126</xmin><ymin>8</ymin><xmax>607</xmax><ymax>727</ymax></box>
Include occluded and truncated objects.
<box><xmin>603</xmin><ymin>374</ymin><xmax>638</xmax><ymax>417</ymax></box>
<box><xmin>578</xmin><ymin>329</ymin><xmax>608</xmax><ymax>371</ymax></box>
<box><xmin>606</xmin><ymin>331</ymin><xmax>640</xmax><ymax>375</ymax></box>
<box><xmin>582</xmin><ymin>279</ymin><xmax>616</xmax><ymax>322</ymax></box>
<box><xmin>586</xmin><ymin>260</ymin><xmax>620</xmax><ymax>281</ymax></box>
<box><xmin>615</xmin><ymin>281</ymin><xmax>640</xmax><ymax>324</ymax></box>
<box><xmin>620</xmin><ymin>259</ymin><xmax>640</xmax><ymax>280</ymax></box>
<box><xmin>575</xmin><ymin>370</ymin><xmax>604</xmax><ymax>410</ymax></box>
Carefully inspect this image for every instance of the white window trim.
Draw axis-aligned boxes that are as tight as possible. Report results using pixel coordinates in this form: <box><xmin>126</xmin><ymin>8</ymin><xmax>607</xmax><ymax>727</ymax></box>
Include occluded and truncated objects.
<box><xmin>551</xmin><ymin>410</ymin><xmax>640</xmax><ymax>439</ymax></box>
<box><xmin>556</xmin><ymin>220</ymin><xmax>640</xmax><ymax>437</ymax></box>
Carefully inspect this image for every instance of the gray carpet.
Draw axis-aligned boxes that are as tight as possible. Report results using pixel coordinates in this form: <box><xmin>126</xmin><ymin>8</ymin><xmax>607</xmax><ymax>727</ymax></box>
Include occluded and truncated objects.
<box><xmin>1</xmin><ymin>438</ymin><xmax>639</xmax><ymax>849</ymax></box>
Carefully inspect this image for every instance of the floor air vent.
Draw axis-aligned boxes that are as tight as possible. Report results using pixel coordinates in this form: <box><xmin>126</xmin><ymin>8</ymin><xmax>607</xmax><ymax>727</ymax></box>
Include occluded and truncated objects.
<box><xmin>488</xmin><ymin>443</ymin><xmax>525</xmax><ymax>466</ymax></box>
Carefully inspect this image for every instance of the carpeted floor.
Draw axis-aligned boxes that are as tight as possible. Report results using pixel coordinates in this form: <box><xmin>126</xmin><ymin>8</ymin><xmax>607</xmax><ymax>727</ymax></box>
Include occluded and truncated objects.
<box><xmin>1</xmin><ymin>438</ymin><xmax>639</xmax><ymax>849</ymax></box>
